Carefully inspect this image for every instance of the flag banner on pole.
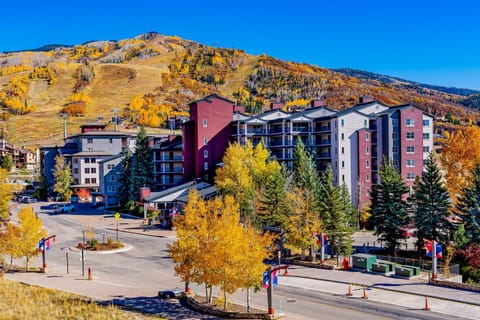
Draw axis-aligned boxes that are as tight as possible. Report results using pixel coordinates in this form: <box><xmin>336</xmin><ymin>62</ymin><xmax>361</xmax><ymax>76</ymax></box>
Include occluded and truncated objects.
<box><xmin>424</xmin><ymin>239</ymin><xmax>442</xmax><ymax>258</ymax></box>
<box><xmin>316</xmin><ymin>233</ymin><xmax>328</xmax><ymax>247</ymax></box>
<box><xmin>263</xmin><ymin>271</ymin><xmax>269</xmax><ymax>288</ymax></box>
<box><xmin>45</xmin><ymin>239</ymin><xmax>50</xmax><ymax>251</ymax></box>
<box><xmin>38</xmin><ymin>239</ymin><xmax>44</xmax><ymax>252</ymax></box>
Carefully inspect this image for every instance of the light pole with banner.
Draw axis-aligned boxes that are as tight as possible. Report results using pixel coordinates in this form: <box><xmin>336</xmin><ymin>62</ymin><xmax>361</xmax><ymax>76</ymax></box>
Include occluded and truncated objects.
<box><xmin>39</xmin><ymin>234</ymin><xmax>56</xmax><ymax>272</ymax></box>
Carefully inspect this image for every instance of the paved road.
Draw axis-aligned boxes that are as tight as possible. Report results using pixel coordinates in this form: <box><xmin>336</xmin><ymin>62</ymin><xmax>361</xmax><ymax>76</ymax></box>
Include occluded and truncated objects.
<box><xmin>4</xmin><ymin>201</ymin><xmax>480</xmax><ymax>319</ymax></box>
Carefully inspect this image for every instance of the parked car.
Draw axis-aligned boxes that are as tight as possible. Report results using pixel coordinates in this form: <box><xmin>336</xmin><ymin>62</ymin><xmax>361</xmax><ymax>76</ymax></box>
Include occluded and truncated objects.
<box><xmin>22</xmin><ymin>196</ymin><xmax>37</xmax><ymax>203</ymax></box>
<box><xmin>158</xmin><ymin>290</ymin><xmax>182</xmax><ymax>299</ymax></box>
<box><xmin>55</xmin><ymin>204</ymin><xmax>75</xmax><ymax>213</ymax></box>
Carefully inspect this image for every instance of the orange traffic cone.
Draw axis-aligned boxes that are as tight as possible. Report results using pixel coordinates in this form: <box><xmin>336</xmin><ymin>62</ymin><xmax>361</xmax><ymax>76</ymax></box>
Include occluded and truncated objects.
<box><xmin>362</xmin><ymin>287</ymin><xmax>368</xmax><ymax>299</ymax></box>
<box><xmin>284</xmin><ymin>266</ymin><xmax>289</xmax><ymax>276</ymax></box>
<box><xmin>424</xmin><ymin>296</ymin><xmax>430</xmax><ymax>311</ymax></box>
<box><xmin>346</xmin><ymin>283</ymin><xmax>352</xmax><ymax>296</ymax></box>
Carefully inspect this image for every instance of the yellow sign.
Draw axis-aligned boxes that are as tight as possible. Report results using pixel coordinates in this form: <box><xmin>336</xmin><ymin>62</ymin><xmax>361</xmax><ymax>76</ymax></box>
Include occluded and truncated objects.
<box><xmin>114</xmin><ymin>212</ymin><xmax>120</xmax><ymax>221</ymax></box>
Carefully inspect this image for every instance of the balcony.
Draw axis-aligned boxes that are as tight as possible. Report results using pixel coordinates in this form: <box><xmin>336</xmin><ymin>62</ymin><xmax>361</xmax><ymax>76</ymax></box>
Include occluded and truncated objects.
<box><xmin>315</xmin><ymin>139</ymin><xmax>331</xmax><ymax>146</ymax></box>
<box><xmin>315</xmin><ymin>125</ymin><xmax>331</xmax><ymax>133</ymax></box>
<box><xmin>246</xmin><ymin>128</ymin><xmax>267</xmax><ymax>135</ymax></box>
<box><xmin>156</xmin><ymin>167</ymin><xmax>184</xmax><ymax>174</ymax></box>
<box><xmin>269</xmin><ymin>127</ymin><xmax>284</xmax><ymax>134</ymax></box>
<box><xmin>317</xmin><ymin>152</ymin><xmax>331</xmax><ymax>159</ymax></box>
<box><xmin>292</xmin><ymin>126</ymin><xmax>310</xmax><ymax>134</ymax></box>
<box><xmin>270</xmin><ymin>140</ymin><xmax>285</xmax><ymax>147</ymax></box>
<box><xmin>155</xmin><ymin>156</ymin><xmax>183</xmax><ymax>162</ymax></box>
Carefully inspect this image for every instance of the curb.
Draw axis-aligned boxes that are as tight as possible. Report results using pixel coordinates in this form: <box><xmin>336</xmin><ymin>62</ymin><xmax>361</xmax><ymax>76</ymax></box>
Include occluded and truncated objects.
<box><xmin>68</xmin><ymin>243</ymin><xmax>132</xmax><ymax>255</ymax></box>
<box><xmin>285</xmin><ymin>274</ymin><xmax>480</xmax><ymax>307</ymax></box>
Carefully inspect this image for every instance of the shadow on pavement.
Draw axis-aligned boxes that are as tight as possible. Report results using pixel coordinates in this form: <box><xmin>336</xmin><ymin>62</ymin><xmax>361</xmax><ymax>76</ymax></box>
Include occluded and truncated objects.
<box><xmin>104</xmin><ymin>295</ymin><xmax>222</xmax><ymax>319</ymax></box>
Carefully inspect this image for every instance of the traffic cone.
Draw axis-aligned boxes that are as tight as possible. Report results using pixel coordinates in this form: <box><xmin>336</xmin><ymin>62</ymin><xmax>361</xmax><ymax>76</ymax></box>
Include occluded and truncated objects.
<box><xmin>424</xmin><ymin>296</ymin><xmax>430</xmax><ymax>311</ymax></box>
<box><xmin>284</xmin><ymin>266</ymin><xmax>289</xmax><ymax>276</ymax></box>
<box><xmin>362</xmin><ymin>287</ymin><xmax>368</xmax><ymax>299</ymax></box>
<box><xmin>346</xmin><ymin>283</ymin><xmax>352</xmax><ymax>296</ymax></box>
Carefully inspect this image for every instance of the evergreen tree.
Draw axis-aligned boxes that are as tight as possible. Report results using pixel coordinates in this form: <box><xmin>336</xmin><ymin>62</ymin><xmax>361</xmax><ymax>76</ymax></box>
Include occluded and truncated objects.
<box><xmin>0</xmin><ymin>155</ymin><xmax>12</xmax><ymax>171</ymax></box>
<box><xmin>318</xmin><ymin>166</ymin><xmax>354</xmax><ymax>260</ymax></box>
<box><xmin>340</xmin><ymin>183</ymin><xmax>358</xmax><ymax>229</ymax></box>
<box><xmin>413</xmin><ymin>152</ymin><xmax>453</xmax><ymax>252</ymax></box>
<box><xmin>369</xmin><ymin>158</ymin><xmax>410</xmax><ymax>255</ymax></box>
<box><xmin>455</xmin><ymin>162</ymin><xmax>480</xmax><ymax>243</ymax></box>
<box><xmin>133</xmin><ymin>126</ymin><xmax>154</xmax><ymax>191</ymax></box>
<box><xmin>256</xmin><ymin>166</ymin><xmax>289</xmax><ymax>228</ymax></box>
<box><xmin>118</xmin><ymin>148</ymin><xmax>136</xmax><ymax>204</ymax></box>
<box><xmin>293</xmin><ymin>137</ymin><xmax>318</xmax><ymax>194</ymax></box>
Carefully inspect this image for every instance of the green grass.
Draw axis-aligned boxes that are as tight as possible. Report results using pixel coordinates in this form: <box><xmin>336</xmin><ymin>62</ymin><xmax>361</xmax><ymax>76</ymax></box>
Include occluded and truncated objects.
<box><xmin>0</xmin><ymin>278</ymin><xmax>164</xmax><ymax>320</ymax></box>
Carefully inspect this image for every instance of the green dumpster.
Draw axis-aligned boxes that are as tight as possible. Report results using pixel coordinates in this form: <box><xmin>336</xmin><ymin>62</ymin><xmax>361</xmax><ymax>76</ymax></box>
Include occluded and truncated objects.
<box><xmin>395</xmin><ymin>266</ymin><xmax>414</xmax><ymax>277</ymax></box>
<box><xmin>352</xmin><ymin>254</ymin><xmax>377</xmax><ymax>271</ymax></box>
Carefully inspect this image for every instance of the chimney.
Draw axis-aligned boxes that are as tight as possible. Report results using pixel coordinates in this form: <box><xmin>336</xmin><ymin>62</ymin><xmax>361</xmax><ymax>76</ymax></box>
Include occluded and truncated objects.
<box><xmin>139</xmin><ymin>187</ymin><xmax>151</xmax><ymax>202</ymax></box>
<box><xmin>233</xmin><ymin>105</ymin><xmax>245</xmax><ymax>113</ymax></box>
<box><xmin>310</xmin><ymin>99</ymin><xmax>326</xmax><ymax>108</ymax></box>
<box><xmin>270</xmin><ymin>102</ymin><xmax>284</xmax><ymax>110</ymax></box>
<box><xmin>359</xmin><ymin>95</ymin><xmax>375</xmax><ymax>104</ymax></box>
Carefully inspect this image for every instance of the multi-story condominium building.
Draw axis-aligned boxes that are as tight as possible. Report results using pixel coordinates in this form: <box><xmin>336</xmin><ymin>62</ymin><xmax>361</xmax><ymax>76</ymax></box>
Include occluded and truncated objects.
<box><xmin>151</xmin><ymin>135</ymin><xmax>184</xmax><ymax>190</ymax></box>
<box><xmin>184</xmin><ymin>94</ymin><xmax>434</xmax><ymax>211</ymax></box>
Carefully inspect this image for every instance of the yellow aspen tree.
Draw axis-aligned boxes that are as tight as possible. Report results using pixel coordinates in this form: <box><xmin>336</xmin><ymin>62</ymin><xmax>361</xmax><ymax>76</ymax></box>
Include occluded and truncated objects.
<box><xmin>0</xmin><ymin>222</ymin><xmax>22</xmax><ymax>269</ymax></box>
<box><xmin>285</xmin><ymin>187</ymin><xmax>322</xmax><ymax>260</ymax></box>
<box><xmin>168</xmin><ymin>190</ymin><xmax>207</xmax><ymax>292</ymax></box>
<box><xmin>440</xmin><ymin>126</ymin><xmax>480</xmax><ymax>201</ymax></box>
<box><xmin>0</xmin><ymin>169</ymin><xmax>13</xmax><ymax>221</ymax></box>
<box><xmin>17</xmin><ymin>206</ymin><xmax>47</xmax><ymax>271</ymax></box>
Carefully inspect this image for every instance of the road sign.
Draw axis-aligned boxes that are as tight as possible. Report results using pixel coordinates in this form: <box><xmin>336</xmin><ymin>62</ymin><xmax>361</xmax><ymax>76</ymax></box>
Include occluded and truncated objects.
<box><xmin>115</xmin><ymin>212</ymin><xmax>120</xmax><ymax>221</ymax></box>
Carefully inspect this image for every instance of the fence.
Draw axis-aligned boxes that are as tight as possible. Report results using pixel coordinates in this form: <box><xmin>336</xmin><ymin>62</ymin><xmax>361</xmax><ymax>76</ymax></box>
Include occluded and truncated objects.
<box><xmin>375</xmin><ymin>255</ymin><xmax>460</xmax><ymax>277</ymax></box>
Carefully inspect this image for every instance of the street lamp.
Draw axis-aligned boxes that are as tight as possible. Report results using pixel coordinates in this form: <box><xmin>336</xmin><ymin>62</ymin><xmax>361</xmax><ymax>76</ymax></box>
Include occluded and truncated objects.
<box><xmin>111</xmin><ymin>108</ymin><xmax>119</xmax><ymax>132</ymax></box>
<box><xmin>60</xmin><ymin>113</ymin><xmax>68</xmax><ymax>139</ymax></box>
<box><xmin>40</xmin><ymin>234</ymin><xmax>56</xmax><ymax>272</ymax></box>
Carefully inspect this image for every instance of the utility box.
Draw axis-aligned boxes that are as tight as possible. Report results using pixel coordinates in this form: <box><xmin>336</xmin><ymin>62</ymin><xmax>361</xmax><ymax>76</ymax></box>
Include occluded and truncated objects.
<box><xmin>372</xmin><ymin>263</ymin><xmax>389</xmax><ymax>273</ymax></box>
<box><xmin>351</xmin><ymin>254</ymin><xmax>377</xmax><ymax>271</ymax></box>
<box><xmin>395</xmin><ymin>266</ymin><xmax>414</xmax><ymax>277</ymax></box>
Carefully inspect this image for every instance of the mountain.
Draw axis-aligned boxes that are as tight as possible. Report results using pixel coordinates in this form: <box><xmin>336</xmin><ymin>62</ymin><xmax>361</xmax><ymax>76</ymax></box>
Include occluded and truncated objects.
<box><xmin>0</xmin><ymin>32</ymin><xmax>478</xmax><ymax>147</ymax></box>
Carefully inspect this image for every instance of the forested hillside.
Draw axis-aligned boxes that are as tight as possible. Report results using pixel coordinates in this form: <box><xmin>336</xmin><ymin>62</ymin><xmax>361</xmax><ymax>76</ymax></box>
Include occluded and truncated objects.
<box><xmin>0</xmin><ymin>32</ymin><xmax>478</xmax><ymax>146</ymax></box>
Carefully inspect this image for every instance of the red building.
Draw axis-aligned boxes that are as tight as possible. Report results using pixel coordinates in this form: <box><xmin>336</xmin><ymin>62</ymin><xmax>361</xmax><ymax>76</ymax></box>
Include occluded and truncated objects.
<box><xmin>182</xmin><ymin>94</ymin><xmax>236</xmax><ymax>182</ymax></box>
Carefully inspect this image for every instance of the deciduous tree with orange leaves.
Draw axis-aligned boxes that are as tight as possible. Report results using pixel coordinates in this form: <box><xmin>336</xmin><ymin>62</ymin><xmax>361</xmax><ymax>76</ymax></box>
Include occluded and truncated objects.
<box><xmin>440</xmin><ymin>126</ymin><xmax>480</xmax><ymax>201</ymax></box>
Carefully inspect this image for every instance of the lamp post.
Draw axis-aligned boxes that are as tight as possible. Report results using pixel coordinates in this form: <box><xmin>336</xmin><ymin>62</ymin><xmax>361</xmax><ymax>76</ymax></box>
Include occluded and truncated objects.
<box><xmin>112</xmin><ymin>108</ymin><xmax>119</xmax><ymax>132</ymax></box>
<box><xmin>60</xmin><ymin>113</ymin><xmax>68</xmax><ymax>139</ymax></box>
<box><xmin>40</xmin><ymin>234</ymin><xmax>56</xmax><ymax>272</ymax></box>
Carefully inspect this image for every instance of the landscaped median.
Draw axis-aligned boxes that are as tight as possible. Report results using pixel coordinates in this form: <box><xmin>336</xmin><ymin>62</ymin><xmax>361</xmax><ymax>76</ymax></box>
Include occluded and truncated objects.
<box><xmin>183</xmin><ymin>293</ymin><xmax>284</xmax><ymax>319</ymax></box>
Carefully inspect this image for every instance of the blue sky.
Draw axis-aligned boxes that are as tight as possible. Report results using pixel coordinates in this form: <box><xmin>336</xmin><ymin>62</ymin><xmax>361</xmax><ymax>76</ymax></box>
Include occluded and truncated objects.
<box><xmin>1</xmin><ymin>0</ymin><xmax>479</xmax><ymax>90</ymax></box>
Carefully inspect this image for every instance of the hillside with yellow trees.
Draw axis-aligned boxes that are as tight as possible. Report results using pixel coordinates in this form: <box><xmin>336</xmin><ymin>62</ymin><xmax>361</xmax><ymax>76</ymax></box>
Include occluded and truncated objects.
<box><xmin>0</xmin><ymin>31</ymin><xmax>478</xmax><ymax>146</ymax></box>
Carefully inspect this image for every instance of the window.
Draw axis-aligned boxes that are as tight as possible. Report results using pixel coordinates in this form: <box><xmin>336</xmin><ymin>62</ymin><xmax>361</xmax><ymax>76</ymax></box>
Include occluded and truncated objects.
<box><xmin>84</xmin><ymin>168</ymin><xmax>91</xmax><ymax>174</ymax></box>
<box><xmin>91</xmin><ymin>178</ymin><xmax>97</xmax><ymax>184</ymax></box>
<box><xmin>407</xmin><ymin>146</ymin><xmax>415</xmax><ymax>153</ymax></box>
<box><xmin>85</xmin><ymin>178</ymin><xmax>91</xmax><ymax>184</ymax></box>
<box><xmin>203</xmin><ymin>119</ymin><xmax>208</xmax><ymax>127</ymax></box>
<box><xmin>406</xmin><ymin>132</ymin><xmax>415</xmax><ymax>140</ymax></box>
<box><xmin>73</xmin><ymin>158</ymin><xmax>79</xmax><ymax>164</ymax></box>
<box><xmin>423</xmin><ymin>146</ymin><xmax>430</xmax><ymax>152</ymax></box>
<box><xmin>73</xmin><ymin>178</ymin><xmax>79</xmax><ymax>185</ymax></box>
<box><xmin>366</xmin><ymin>160</ymin><xmax>370</xmax><ymax>168</ymax></box>
<box><xmin>107</xmin><ymin>164</ymin><xmax>115</xmax><ymax>169</ymax></box>
<box><xmin>341</xmin><ymin>133</ymin><xmax>344</xmax><ymax>140</ymax></box>
<box><xmin>393</xmin><ymin>160</ymin><xmax>399</xmax><ymax>167</ymax></box>
<box><xmin>109</xmin><ymin>138</ymin><xmax>113</xmax><ymax>143</ymax></box>
<box><xmin>109</xmin><ymin>175</ymin><xmax>116</xmax><ymax>181</ymax></box>
<box><xmin>366</xmin><ymin>132</ymin><xmax>369</xmax><ymax>140</ymax></box>
<box><xmin>341</xmin><ymin>161</ymin><xmax>345</xmax><ymax>168</ymax></box>
<box><xmin>204</xmin><ymin>137</ymin><xmax>208</xmax><ymax>145</ymax></box>
<box><xmin>392</xmin><ymin>146</ymin><xmax>398</xmax><ymax>153</ymax></box>
<box><xmin>407</xmin><ymin>173</ymin><xmax>415</xmax><ymax>180</ymax></box>
<box><xmin>406</xmin><ymin>118</ymin><xmax>415</xmax><ymax>126</ymax></box>
<box><xmin>392</xmin><ymin>132</ymin><xmax>398</xmax><ymax>139</ymax></box>
<box><xmin>341</xmin><ymin>119</ymin><xmax>344</xmax><ymax>127</ymax></box>
<box><xmin>204</xmin><ymin>162</ymin><xmax>208</xmax><ymax>170</ymax></box>
<box><xmin>364</xmin><ymin>119</ymin><xmax>368</xmax><ymax>127</ymax></box>
<box><xmin>366</xmin><ymin>174</ymin><xmax>370</xmax><ymax>182</ymax></box>
<box><xmin>73</xmin><ymin>168</ymin><xmax>79</xmax><ymax>174</ymax></box>
<box><xmin>423</xmin><ymin>119</ymin><xmax>430</xmax><ymax>127</ymax></box>
<box><xmin>107</xmin><ymin>186</ymin><xmax>117</xmax><ymax>192</ymax></box>
<box><xmin>341</xmin><ymin>147</ymin><xmax>344</xmax><ymax>154</ymax></box>
<box><xmin>91</xmin><ymin>158</ymin><xmax>96</xmax><ymax>163</ymax></box>
<box><xmin>423</xmin><ymin>133</ymin><xmax>430</xmax><ymax>139</ymax></box>
<box><xmin>204</xmin><ymin>150</ymin><xmax>208</xmax><ymax>158</ymax></box>
<box><xmin>366</xmin><ymin>146</ymin><xmax>369</xmax><ymax>154</ymax></box>
<box><xmin>392</xmin><ymin>119</ymin><xmax>398</xmax><ymax>126</ymax></box>
<box><xmin>407</xmin><ymin>159</ymin><xmax>415</xmax><ymax>167</ymax></box>
<box><xmin>204</xmin><ymin>174</ymin><xmax>209</xmax><ymax>180</ymax></box>
<box><xmin>85</xmin><ymin>158</ymin><xmax>90</xmax><ymax>164</ymax></box>
<box><xmin>342</xmin><ymin>174</ymin><xmax>345</xmax><ymax>182</ymax></box>
<box><xmin>87</xmin><ymin>138</ymin><xmax>93</xmax><ymax>144</ymax></box>
<box><xmin>91</xmin><ymin>168</ymin><xmax>96</xmax><ymax>174</ymax></box>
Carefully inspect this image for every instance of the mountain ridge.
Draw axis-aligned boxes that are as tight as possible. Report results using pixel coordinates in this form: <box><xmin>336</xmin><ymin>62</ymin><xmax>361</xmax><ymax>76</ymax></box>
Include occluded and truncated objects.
<box><xmin>0</xmin><ymin>32</ymin><xmax>478</xmax><ymax>147</ymax></box>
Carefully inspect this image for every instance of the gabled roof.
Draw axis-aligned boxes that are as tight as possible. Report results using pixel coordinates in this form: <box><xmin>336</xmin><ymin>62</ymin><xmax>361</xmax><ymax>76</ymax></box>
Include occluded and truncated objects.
<box><xmin>145</xmin><ymin>181</ymin><xmax>215</xmax><ymax>203</ymax></box>
<box><xmin>67</xmin><ymin>131</ymin><xmax>130</xmax><ymax>139</ymax></box>
<box><xmin>98</xmin><ymin>154</ymin><xmax>123</xmax><ymax>164</ymax></box>
<box><xmin>189</xmin><ymin>93</ymin><xmax>234</xmax><ymax>105</ymax></box>
<box><xmin>233</xmin><ymin>112</ymin><xmax>251</xmax><ymax>121</ymax></box>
